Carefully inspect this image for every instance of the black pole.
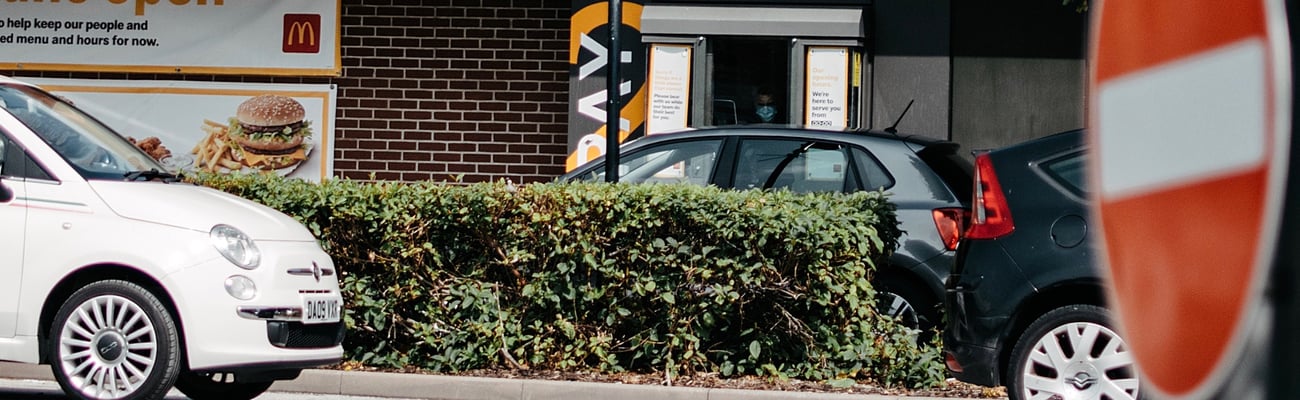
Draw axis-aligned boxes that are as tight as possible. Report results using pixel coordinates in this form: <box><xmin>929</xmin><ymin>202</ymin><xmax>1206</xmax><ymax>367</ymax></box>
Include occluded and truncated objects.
<box><xmin>1270</xmin><ymin>2</ymin><xmax>1300</xmax><ymax>398</ymax></box>
<box><xmin>604</xmin><ymin>0</ymin><xmax>622</xmax><ymax>183</ymax></box>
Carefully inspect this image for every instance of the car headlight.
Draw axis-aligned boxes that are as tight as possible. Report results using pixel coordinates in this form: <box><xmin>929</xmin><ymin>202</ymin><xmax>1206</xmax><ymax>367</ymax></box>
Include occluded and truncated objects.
<box><xmin>210</xmin><ymin>224</ymin><xmax>260</xmax><ymax>269</ymax></box>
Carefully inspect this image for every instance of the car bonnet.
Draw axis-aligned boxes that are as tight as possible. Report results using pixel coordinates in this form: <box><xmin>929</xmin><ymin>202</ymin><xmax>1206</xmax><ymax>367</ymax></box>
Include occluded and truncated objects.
<box><xmin>87</xmin><ymin>180</ymin><xmax>317</xmax><ymax>241</ymax></box>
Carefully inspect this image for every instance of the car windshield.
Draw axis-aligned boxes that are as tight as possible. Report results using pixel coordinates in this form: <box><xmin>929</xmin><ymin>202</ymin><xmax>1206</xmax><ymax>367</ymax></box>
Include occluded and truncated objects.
<box><xmin>0</xmin><ymin>83</ymin><xmax>166</xmax><ymax>180</ymax></box>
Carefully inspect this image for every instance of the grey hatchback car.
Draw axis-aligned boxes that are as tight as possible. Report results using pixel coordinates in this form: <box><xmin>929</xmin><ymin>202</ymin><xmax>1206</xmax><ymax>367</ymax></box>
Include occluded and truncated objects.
<box><xmin>560</xmin><ymin>127</ymin><xmax>972</xmax><ymax>333</ymax></box>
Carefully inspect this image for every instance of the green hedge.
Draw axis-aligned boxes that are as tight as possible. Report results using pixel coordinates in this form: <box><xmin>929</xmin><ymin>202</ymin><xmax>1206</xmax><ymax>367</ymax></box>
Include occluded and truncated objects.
<box><xmin>190</xmin><ymin>173</ymin><xmax>945</xmax><ymax>387</ymax></box>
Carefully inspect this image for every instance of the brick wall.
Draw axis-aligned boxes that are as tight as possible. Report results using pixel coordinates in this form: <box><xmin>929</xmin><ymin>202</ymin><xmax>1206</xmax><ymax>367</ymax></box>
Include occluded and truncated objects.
<box><xmin>337</xmin><ymin>0</ymin><xmax>571</xmax><ymax>183</ymax></box>
<box><xmin>3</xmin><ymin>0</ymin><xmax>573</xmax><ymax>184</ymax></box>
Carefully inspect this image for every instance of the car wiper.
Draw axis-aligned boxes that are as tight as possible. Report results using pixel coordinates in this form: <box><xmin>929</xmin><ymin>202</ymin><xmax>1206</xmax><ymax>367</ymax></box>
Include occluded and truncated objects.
<box><xmin>124</xmin><ymin>168</ymin><xmax>181</xmax><ymax>183</ymax></box>
<box><xmin>763</xmin><ymin>141</ymin><xmax>817</xmax><ymax>189</ymax></box>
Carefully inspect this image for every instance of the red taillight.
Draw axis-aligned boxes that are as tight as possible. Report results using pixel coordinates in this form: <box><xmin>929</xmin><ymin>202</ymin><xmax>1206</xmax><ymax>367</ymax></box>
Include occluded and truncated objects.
<box><xmin>965</xmin><ymin>153</ymin><xmax>1014</xmax><ymax>239</ymax></box>
<box><xmin>933</xmin><ymin>207</ymin><xmax>968</xmax><ymax>251</ymax></box>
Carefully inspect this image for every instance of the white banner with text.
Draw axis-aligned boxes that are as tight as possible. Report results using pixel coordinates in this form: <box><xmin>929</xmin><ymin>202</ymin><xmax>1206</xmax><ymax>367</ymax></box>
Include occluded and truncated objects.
<box><xmin>647</xmin><ymin>44</ymin><xmax>691</xmax><ymax>135</ymax></box>
<box><xmin>804</xmin><ymin>47</ymin><xmax>849</xmax><ymax>129</ymax></box>
<box><xmin>0</xmin><ymin>1</ymin><xmax>340</xmax><ymax>76</ymax></box>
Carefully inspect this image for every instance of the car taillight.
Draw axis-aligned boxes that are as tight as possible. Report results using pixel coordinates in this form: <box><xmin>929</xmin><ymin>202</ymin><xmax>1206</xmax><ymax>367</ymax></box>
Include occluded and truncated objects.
<box><xmin>966</xmin><ymin>153</ymin><xmax>1014</xmax><ymax>239</ymax></box>
<box><xmin>933</xmin><ymin>207</ymin><xmax>968</xmax><ymax>251</ymax></box>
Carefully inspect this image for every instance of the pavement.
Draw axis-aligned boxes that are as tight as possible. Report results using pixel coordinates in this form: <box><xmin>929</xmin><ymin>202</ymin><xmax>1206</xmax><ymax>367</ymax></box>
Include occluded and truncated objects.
<box><xmin>0</xmin><ymin>361</ymin><xmax>981</xmax><ymax>400</ymax></box>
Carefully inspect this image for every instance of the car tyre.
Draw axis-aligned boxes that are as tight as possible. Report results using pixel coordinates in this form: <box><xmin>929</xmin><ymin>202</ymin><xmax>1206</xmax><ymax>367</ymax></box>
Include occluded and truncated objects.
<box><xmin>48</xmin><ymin>280</ymin><xmax>181</xmax><ymax>400</ymax></box>
<box><xmin>174</xmin><ymin>372</ymin><xmax>275</xmax><ymax>400</ymax></box>
<box><xmin>874</xmin><ymin>274</ymin><xmax>940</xmax><ymax>339</ymax></box>
<box><xmin>1007</xmin><ymin>304</ymin><xmax>1141</xmax><ymax>400</ymax></box>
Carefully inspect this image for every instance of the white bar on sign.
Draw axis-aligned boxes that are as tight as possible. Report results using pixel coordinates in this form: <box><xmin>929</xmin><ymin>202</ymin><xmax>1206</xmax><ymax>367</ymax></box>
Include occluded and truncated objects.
<box><xmin>1096</xmin><ymin>39</ymin><xmax>1269</xmax><ymax>199</ymax></box>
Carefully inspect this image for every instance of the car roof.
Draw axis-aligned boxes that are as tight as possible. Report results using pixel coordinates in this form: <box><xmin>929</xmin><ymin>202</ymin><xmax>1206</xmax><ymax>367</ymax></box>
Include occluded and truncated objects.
<box><xmin>990</xmin><ymin>128</ymin><xmax>1085</xmax><ymax>155</ymax></box>
<box><xmin>564</xmin><ymin>125</ymin><xmax>974</xmax><ymax>199</ymax></box>
<box><xmin>624</xmin><ymin>125</ymin><xmax>951</xmax><ymax>151</ymax></box>
<box><xmin>0</xmin><ymin>75</ymin><xmax>34</xmax><ymax>87</ymax></box>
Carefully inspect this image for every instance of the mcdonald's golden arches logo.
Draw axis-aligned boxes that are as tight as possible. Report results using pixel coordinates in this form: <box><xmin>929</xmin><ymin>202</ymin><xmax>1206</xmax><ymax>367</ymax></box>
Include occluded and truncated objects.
<box><xmin>283</xmin><ymin>14</ymin><xmax>321</xmax><ymax>53</ymax></box>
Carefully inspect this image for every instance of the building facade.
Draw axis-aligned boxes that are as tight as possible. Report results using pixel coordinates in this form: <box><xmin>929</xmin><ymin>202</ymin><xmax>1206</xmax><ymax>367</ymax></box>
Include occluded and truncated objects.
<box><xmin>2</xmin><ymin>0</ymin><xmax>1086</xmax><ymax>184</ymax></box>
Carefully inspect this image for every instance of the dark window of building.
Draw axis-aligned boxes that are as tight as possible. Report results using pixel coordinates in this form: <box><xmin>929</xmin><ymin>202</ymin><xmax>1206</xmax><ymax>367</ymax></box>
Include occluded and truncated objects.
<box><xmin>709</xmin><ymin>37</ymin><xmax>790</xmax><ymax>125</ymax></box>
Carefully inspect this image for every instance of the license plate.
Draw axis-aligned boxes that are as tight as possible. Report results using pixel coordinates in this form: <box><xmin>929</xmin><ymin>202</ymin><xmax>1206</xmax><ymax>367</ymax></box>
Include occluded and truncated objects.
<box><xmin>301</xmin><ymin>294</ymin><xmax>341</xmax><ymax>324</ymax></box>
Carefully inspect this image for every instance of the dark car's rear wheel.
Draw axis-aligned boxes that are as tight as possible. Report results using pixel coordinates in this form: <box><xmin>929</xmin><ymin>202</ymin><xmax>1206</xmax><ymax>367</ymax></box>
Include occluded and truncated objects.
<box><xmin>49</xmin><ymin>280</ymin><xmax>181</xmax><ymax>400</ymax></box>
<box><xmin>1007</xmin><ymin>304</ymin><xmax>1140</xmax><ymax>400</ymax></box>
<box><xmin>174</xmin><ymin>372</ymin><xmax>275</xmax><ymax>400</ymax></box>
<box><xmin>874</xmin><ymin>274</ymin><xmax>940</xmax><ymax>339</ymax></box>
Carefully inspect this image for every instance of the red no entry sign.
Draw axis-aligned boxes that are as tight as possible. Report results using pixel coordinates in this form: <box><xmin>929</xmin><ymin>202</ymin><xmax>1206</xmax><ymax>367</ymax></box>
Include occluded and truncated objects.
<box><xmin>1090</xmin><ymin>0</ymin><xmax>1291</xmax><ymax>397</ymax></box>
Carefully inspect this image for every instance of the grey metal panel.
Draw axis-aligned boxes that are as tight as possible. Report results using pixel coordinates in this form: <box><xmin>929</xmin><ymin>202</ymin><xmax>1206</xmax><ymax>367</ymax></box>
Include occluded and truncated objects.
<box><xmin>641</xmin><ymin>5</ymin><xmax>865</xmax><ymax>38</ymax></box>
<box><xmin>789</xmin><ymin>39</ymin><xmax>805</xmax><ymax>126</ymax></box>
<box><xmin>692</xmin><ymin>38</ymin><xmax>708</xmax><ymax>127</ymax></box>
<box><xmin>950</xmin><ymin>57</ymin><xmax>1086</xmax><ymax>154</ymax></box>
<box><xmin>868</xmin><ymin>0</ymin><xmax>951</xmax><ymax>139</ymax></box>
<box><xmin>870</xmin><ymin>55</ymin><xmax>950</xmax><ymax>141</ymax></box>
<box><xmin>641</xmin><ymin>35</ymin><xmax>698</xmax><ymax>44</ymax></box>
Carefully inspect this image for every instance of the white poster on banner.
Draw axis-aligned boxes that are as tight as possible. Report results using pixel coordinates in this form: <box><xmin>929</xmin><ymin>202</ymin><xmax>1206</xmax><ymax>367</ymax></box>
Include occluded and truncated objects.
<box><xmin>805</xmin><ymin>47</ymin><xmax>849</xmax><ymax>130</ymax></box>
<box><xmin>24</xmin><ymin>78</ymin><xmax>336</xmax><ymax>182</ymax></box>
<box><xmin>647</xmin><ymin>44</ymin><xmax>692</xmax><ymax>135</ymax></box>
<box><xmin>0</xmin><ymin>1</ymin><xmax>340</xmax><ymax>76</ymax></box>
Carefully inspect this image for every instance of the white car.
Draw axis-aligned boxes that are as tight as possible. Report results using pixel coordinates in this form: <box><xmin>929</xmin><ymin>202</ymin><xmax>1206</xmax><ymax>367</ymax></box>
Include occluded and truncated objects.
<box><xmin>0</xmin><ymin>75</ymin><xmax>343</xmax><ymax>400</ymax></box>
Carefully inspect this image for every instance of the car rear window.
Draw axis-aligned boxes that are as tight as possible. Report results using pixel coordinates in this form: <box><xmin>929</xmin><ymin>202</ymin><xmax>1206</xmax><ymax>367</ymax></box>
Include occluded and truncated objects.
<box><xmin>916</xmin><ymin>142</ymin><xmax>973</xmax><ymax>202</ymax></box>
<box><xmin>1042</xmin><ymin>151</ymin><xmax>1087</xmax><ymax>197</ymax></box>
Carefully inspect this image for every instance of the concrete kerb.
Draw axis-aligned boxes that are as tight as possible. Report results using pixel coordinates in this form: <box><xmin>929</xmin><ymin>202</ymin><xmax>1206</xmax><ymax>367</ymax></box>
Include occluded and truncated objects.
<box><xmin>0</xmin><ymin>361</ymin><xmax>965</xmax><ymax>400</ymax></box>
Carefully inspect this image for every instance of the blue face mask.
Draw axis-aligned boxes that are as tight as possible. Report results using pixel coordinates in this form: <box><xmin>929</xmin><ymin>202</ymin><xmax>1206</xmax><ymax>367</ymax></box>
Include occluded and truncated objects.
<box><xmin>756</xmin><ymin>105</ymin><xmax>776</xmax><ymax>122</ymax></box>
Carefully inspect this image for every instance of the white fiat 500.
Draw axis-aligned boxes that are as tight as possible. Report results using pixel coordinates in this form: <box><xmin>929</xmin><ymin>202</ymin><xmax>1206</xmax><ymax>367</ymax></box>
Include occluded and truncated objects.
<box><xmin>0</xmin><ymin>76</ymin><xmax>343</xmax><ymax>400</ymax></box>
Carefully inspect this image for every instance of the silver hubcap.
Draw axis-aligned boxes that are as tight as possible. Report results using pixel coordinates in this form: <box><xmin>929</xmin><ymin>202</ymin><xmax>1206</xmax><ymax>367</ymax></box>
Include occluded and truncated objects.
<box><xmin>58</xmin><ymin>295</ymin><xmax>158</xmax><ymax>399</ymax></box>
<box><xmin>1021</xmin><ymin>321</ymin><xmax>1139</xmax><ymax>400</ymax></box>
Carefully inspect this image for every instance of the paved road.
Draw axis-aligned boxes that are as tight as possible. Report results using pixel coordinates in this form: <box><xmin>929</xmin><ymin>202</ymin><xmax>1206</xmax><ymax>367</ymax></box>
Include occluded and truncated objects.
<box><xmin>1</xmin><ymin>361</ymin><xmax>975</xmax><ymax>400</ymax></box>
<box><xmin>0</xmin><ymin>377</ymin><xmax>411</xmax><ymax>400</ymax></box>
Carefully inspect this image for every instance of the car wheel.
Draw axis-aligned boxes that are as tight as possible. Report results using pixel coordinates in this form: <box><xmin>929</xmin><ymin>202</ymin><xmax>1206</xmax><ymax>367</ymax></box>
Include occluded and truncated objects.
<box><xmin>48</xmin><ymin>280</ymin><xmax>181</xmax><ymax>400</ymax></box>
<box><xmin>874</xmin><ymin>275</ymin><xmax>940</xmax><ymax>338</ymax></box>
<box><xmin>174</xmin><ymin>372</ymin><xmax>275</xmax><ymax>400</ymax></box>
<box><xmin>1007</xmin><ymin>304</ymin><xmax>1141</xmax><ymax>400</ymax></box>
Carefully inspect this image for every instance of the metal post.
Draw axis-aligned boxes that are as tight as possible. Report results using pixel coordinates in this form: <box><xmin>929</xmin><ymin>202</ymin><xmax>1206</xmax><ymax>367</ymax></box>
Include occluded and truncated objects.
<box><xmin>604</xmin><ymin>0</ymin><xmax>622</xmax><ymax>183</ymax></box>
<box><xmin>1271</xmin><ymin>4</ymin><xmax>1300</xmax><ymax>398</ymax></box>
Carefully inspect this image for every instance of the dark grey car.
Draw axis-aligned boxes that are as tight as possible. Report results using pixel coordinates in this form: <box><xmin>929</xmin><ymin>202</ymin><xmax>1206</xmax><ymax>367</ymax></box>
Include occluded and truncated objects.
<box><xmin>560</xmin><ymin>127</ymin><xmax>972</xmax><ymax>334</ymax></box>
<box><xmin>943</xmin><ymin>129</ymin><xmax>1141</xmax><ymax>400</ymax></box>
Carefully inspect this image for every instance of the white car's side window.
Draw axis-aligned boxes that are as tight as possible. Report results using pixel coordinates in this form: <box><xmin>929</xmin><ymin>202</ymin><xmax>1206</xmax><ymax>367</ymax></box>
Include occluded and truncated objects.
<box><xmin>0</xmin><ymin>130</ymin><xmax>52</xmax><ymax>181</ymax></box>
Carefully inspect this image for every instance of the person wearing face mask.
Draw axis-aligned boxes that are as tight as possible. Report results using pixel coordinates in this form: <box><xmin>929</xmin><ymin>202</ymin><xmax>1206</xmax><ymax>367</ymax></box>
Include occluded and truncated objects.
<box><xmin>745</xmin><ymin>88</ymin><xmax>779</xmax><ymax>124</ymax></box>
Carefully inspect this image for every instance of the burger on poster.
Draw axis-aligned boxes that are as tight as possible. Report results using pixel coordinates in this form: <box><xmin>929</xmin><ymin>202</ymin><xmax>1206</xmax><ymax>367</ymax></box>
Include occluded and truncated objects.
<box><xmin>227</xmin><ymin>94</ymin><xmax>312</xmax><ymax>170</ymax></box>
